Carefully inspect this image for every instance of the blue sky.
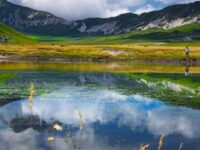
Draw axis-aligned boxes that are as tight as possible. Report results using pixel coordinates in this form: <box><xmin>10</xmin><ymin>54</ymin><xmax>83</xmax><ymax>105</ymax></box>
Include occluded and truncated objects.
<box><xmin>131</xmin><ymin>0</ymin><xmax>199</xmax><ymax>14</ymax></box>
<box><xmin>8</xmin><ymin>0</ymin><xmax>200</xmax><ymax>20</ymax></box>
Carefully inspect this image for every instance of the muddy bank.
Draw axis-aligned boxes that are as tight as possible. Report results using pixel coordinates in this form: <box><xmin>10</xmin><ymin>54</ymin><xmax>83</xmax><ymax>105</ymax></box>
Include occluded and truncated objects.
<box><xmin>0</xmin><ymin>55</ymin><xmax>200</xmax><ymax>65</ymax></box>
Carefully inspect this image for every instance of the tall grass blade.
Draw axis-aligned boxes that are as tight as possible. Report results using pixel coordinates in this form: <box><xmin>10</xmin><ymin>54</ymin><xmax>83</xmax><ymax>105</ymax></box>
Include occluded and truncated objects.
<box><xmin>178</xmin><ymin>143</ymin><xmax>183</xmax><ymax>150</ymax></box>
<box><xmin>28</xmin><ymin>83</ymin><xmax>35</xmax><ymax>111</ymax></box>
<box><xmin>158</xmin><ymin>136</ymin><xmax>164</xmax><ymax>150</ymax></box>
<box><xmin>139</xmin><ymin>144</ymin><xmax>149</xmax><ymax>150</ymax></box>
<box><xmin>53</xmin><ymin>124</ymin><xmax>63</xmax><ymax>131</ymax></box>
<box><xmin>48</xmin><ymin>137</ymin><xmax>55</xmax><ymax>142</ymax></box>
<box><xmin>78</xmin><ymin>111</ymin><xmax>83</xmax><ymax>130</ymax></box>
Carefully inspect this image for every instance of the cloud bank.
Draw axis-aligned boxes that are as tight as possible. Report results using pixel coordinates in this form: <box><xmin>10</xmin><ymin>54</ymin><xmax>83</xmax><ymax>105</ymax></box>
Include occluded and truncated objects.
<box><xmin>7</xmin><ymin>0</ymin><xmax>145</xmax><ymax>20</ymax></box>
<box><xmin>134</xmin><ymin>4</ymin><xmax>156</xmax><ymax>14</ymax></box>
<box><xmin>7</xmin><ymin>0</ymin><xmax>200</xmax><ymax>20</ymax></box>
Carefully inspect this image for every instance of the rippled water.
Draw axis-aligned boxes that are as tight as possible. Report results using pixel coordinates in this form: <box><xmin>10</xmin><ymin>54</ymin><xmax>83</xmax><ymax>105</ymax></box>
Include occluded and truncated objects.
<box><xmin>0</xmin><ymin>62</ymin><xmax>200</xmax><ymax>150</ymax></box>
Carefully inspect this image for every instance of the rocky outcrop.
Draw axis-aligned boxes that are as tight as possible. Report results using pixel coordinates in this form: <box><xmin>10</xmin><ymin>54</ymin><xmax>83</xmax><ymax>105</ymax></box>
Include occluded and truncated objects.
<box><xmin>0</xmin><ymin>35</ymin><xmax>9</xmax><ymax>43</ymax></box>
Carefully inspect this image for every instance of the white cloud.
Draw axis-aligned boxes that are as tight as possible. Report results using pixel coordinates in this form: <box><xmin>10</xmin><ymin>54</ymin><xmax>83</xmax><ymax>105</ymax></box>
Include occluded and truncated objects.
<box><xmin>7</xmin><ymin>0</ymin><xmax>145</xmax><ymax>20</ymax></box>
<box><xmin>5</xmin><ymin>0</ymin><xmax>200</xmax><ymax>21</ymax></box>
<box><xmin>134</xmin><ymin>4</ymin><xmax>156</xmax><ymax>14</ymax></box>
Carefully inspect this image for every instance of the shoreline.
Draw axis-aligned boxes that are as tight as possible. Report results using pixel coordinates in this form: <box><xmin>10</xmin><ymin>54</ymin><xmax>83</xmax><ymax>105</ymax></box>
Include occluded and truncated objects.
<box><xmin>0</xmin><ymin>55</ymin><xmax>200</xmax><ymax>65</ymax></box>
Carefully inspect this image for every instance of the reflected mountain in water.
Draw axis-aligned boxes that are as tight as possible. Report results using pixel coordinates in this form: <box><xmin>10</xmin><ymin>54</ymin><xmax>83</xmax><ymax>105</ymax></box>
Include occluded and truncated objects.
<box><xmin>9</xmin><ymin>115</ymin><xmax>48</xmax><ymax>133</ymax></box>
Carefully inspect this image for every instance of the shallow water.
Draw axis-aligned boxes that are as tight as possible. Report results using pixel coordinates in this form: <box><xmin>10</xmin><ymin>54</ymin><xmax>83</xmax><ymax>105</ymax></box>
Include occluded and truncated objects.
<box><xmin>0</xmin><ymin>62</ymin><xmax>200</xmax><ymax>150</ymax></box>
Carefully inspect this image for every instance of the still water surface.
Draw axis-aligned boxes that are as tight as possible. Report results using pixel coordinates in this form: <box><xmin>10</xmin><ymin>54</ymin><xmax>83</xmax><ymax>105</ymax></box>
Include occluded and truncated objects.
<box><xmin>0</xmin><ymin>62</ymin><xmax>200</xmax><ymax>150</ymax></box>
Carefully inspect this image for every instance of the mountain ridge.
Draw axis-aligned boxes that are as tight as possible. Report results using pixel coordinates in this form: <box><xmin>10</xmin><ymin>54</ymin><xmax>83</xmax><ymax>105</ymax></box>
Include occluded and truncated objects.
<box><xmin>0</xmin><ymin>0</ymin><xmax>200</xmax><ymax>36</ymax></box>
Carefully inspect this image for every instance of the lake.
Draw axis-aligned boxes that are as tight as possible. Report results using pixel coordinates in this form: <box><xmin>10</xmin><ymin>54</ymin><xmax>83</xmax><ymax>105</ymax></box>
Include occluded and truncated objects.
<box><xmin>0</xmin><ymin>62</ymin><xmax>200</xmax><ymax>150</ymax></box>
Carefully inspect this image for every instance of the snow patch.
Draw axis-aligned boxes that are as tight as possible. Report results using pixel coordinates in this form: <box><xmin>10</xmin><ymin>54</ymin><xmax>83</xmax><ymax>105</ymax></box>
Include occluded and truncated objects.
<box><xmin>79</xmin><ymin>23</ymin><xmax>87</xmax><ymax>32</ymax></box>
<box><xmin>140</xmin><ymin>16</ymin><xmax>200</xmax><ymax>30</ymax></box>
<box><xmin>86</xmin><ymin>21</ymin><xmax>118</xmax><ymax>34</ymax></box>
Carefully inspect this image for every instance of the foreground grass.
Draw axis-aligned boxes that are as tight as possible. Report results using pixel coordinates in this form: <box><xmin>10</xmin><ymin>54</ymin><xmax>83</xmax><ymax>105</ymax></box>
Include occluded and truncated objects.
<box><xmin>0</xmin><ymin>44</ymin><xmax>200</xmax><ymax>61</ymax></box>
<box><xmin>0</xmin><ymin>73</ymin><xmax>15</xmax><ymax>83</ymax></box>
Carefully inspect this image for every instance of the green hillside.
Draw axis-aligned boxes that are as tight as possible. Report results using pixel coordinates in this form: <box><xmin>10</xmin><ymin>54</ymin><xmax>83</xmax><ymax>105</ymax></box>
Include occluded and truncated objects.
<box><xmin>126</xmin><ymin>23</ymin><xmax>200</xmax><ymax>42</ymax></box>
<box><xmin>87</xmin><ymin>23</ymin><xmax>200</xmax><ymax>44</ymax></box>
<box><xmin>29</xmin><ymin>23</ymin><xmax>200</xmax><ymax>45</ymax></box>
<box><xmin>0</xmin><ymin>22</ymin><xmax>34</xmax><ymax>44</ymax></box>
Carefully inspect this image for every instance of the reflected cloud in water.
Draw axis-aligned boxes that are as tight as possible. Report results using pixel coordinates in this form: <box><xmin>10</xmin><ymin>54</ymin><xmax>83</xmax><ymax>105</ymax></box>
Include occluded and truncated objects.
<box><xmin>0</xmin><ymin>86</ymin><xmax>200</xmax><ymax>150</ymax></box>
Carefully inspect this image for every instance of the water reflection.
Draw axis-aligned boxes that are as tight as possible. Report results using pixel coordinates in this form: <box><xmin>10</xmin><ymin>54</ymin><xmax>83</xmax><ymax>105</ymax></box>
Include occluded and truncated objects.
<box><xmin>0</xmin><ymin>85</ymin><xmax>200</xmax><ymax>150</ymax></box>
<box><xmin>0</xmin><ymin>72</ymin><xmax>199</xmax><ymax>108</ymax></box>
<box><xmin>0</xmin><ymin>63</ymin><xmax>200</xmax><ymax>150</ymax></box>
<box><xmin>184</xmin><ymin>65</ymin><xmax>190</xmax><ymax>76</ymax></box>
<box><xmin>0</xmin><ymin>62</ymin><xmax>200</xmax><ymax>73</ymax></box>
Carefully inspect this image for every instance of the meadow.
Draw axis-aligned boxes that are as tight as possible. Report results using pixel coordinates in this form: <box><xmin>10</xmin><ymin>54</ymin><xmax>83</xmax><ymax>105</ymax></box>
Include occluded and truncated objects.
<box><xmin>1</xmin><ymin>22</ymin><xmax>200</xmax><ymax>63</ymax></box>
<box><xmin>0</xmin><ymin>44</ymin><xmax>200</xmax><ymax>62</ymax></box>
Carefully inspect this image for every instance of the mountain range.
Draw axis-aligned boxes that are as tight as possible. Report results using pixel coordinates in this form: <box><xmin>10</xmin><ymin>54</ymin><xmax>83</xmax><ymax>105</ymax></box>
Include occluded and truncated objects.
<box><xmin>0</xmin><ymin>0</ymin><xmax>200</xmax><ymax>36</ymax></box>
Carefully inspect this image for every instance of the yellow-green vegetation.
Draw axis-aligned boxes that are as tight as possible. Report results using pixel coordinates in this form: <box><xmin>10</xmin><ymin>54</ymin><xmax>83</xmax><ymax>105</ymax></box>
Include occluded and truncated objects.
<box><xmin>0</xmin><ymin>44</ymin><xmax>200</xmax><ymax>61</ymax></box>
<box><xmin>0</xmin><ymin>73</ymin><xmax>15</xmax><ymax>83</ymax></box>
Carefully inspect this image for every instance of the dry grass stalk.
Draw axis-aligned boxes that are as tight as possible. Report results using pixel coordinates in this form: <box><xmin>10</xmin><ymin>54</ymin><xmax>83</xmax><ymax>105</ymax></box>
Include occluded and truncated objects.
<box><xmin>53</xmin><ymin>124</ymin><xmax>63</xmax><ymax>131</ymax></box>
<box><xmin>158</xmin><ymin>135</ymin><xmax>164</xmax><ymax>150</ymax></box>
<box><xmin>178</xmin><ymin>143</ymin><xmax>183</xmax><ymax>150</ymax></box>
<box><xmin>47</xmin><ymin>136</ymin><xmax>55</xmax><ymax>142</ymax></box>
<box><xmin>139</xmin><ymin>144</ymin><xmax>149</xmax><ymax>150</ymax></box>
<box><xmin>78</xmin><ymin>111</ymin><xmax>83</xmax><ymax>130</ymax></box>
<box><xmin>29</xmin><ymin>83</ymin><xmax>35</xmax><ymax>110</ymax></box>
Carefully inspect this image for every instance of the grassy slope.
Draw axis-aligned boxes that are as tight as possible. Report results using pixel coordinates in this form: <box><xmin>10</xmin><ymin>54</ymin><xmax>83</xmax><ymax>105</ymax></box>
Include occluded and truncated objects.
<box><xmin>0</xmin><ymin>22</ymin><xmax>198</xmax><ymax>45</ymax></box>
<box><xmin>0</xmin><ymin>23</ymin><xmax>34</xmax><ymax>44</ymax></box>
<box><xmin>127</xmin><ymin>23</ymin><xmax>200</xmax><ymax>42</ymax></box>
